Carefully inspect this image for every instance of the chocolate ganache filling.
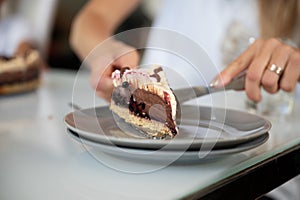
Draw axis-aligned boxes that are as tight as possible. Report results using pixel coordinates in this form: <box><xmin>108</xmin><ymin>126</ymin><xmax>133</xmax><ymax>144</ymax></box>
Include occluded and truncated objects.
<box><xmin>111</xmin><ymin>85</ymin><xmax>177</xmax><ymax>135</ymax></box>
<box><xmin>0</xmin><ymin>67</ymin><xmax>40</xmax><ymax>86</ymax></box>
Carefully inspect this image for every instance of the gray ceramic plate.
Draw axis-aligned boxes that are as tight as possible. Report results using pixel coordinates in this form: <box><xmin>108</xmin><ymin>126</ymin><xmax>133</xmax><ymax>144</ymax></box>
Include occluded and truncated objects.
<box><xmin>67</xmin><ymin>128</ymin><xmax>269</xmax><ymax>164</ymax></box>
<box><xmin>64</xmin><ymin>105</ymin><xmax>271</xmax><ymax>151</ymax></box>
<box><xmin>65</xmin><ymin>105</ymin><xmax>271</xmax><ymax>150</ymax></box>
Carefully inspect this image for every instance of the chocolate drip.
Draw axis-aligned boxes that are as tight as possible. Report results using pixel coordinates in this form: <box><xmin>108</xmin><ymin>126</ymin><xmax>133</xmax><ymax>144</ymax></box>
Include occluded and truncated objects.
<box><xmin>120</xmin><ymin>67</ymin><xmax>130</xmax><ymax>77</ymax></box>
<box><xmin>150</xmin><ymin>67</ymin><xmax>163</xmax><ymax>82</ymax></box>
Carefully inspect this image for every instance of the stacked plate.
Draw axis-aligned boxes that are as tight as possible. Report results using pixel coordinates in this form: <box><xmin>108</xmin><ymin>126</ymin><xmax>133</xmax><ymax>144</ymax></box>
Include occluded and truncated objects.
<box><xmin>64</xmin><ymin>105</ymin><xmax>271</xmax><ymax>164</ymax></box>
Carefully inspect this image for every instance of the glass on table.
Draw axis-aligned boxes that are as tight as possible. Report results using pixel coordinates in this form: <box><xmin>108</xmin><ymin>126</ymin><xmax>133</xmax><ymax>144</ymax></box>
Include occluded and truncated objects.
<box><xmin>245</xmin><ymin>89</ymin><xmax>295</xmax><ymax>119</ymax></box>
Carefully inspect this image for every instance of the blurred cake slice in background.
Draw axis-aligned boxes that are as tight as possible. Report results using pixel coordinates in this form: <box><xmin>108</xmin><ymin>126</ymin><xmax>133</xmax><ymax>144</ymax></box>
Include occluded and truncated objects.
<box><xmin>0</xmin><ymin>50</ymin><xmax>42</xmax><ymax>95</ymax></box>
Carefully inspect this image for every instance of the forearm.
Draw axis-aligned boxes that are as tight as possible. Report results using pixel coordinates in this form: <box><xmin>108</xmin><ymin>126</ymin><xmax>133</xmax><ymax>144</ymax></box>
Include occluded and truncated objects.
<box><xmin>70</xmin><ymin>0</ymin><xmax>140</xmax><ymax>60</ymax></box>
<box><xmin>70</xmin><ymin>9</ymin><xmax>112</xmax><ymax>60</ymax></box>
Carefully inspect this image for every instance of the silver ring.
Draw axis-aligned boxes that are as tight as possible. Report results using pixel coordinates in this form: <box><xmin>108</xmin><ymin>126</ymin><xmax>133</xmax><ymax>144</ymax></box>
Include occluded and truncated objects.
<box><xmin>268</xmin><ymin>64</ymin><xmax>283</xmax><ymax>76</ymax></box>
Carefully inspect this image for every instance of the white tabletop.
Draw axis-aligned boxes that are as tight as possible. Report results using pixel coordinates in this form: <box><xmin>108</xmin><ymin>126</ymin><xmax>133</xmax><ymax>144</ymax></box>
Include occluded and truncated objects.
<box><xmin>1</xmin><ymin>69</ymin><xmax>300</xmax><ymax>200</ymax></box>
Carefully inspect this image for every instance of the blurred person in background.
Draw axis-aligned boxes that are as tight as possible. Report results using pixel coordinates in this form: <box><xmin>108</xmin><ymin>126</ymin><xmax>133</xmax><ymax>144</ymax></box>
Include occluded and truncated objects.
<box><xmin>0</xmin><ymin>0</ymin><xmax>57</xmax><ymax>58</ymax></box>
<box><xmin>70</xmin><ymin>0</ymin><xmax>300</xmax><ymax>103</ymax></box>
<box><xmin>70</xmin><ymin>1</ymin><xmax>300</xmax><ymax>199</ymax></box>
<box><xmin>0</xmin><ymin>0</ymin><xmax>57</xmax><ymax>94</ymax></box>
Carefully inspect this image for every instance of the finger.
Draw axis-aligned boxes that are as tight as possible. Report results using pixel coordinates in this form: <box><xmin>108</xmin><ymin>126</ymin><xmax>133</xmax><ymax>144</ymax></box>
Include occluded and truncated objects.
<box><xmin>89</xmin><ymin>52</ymin><xmax>129</xmax><ymax>91</ymax></box>
<box><xmin>92</xmin><ymin>75</ymin><xmax>114</xmax><ymax>100</ymax></box>
<box><xmin>96</xmin><ymin>91</ymin><xmax>111</xmax><ymax>102</ymax></box>
<box><xmin>261</xmin><ymin>43</ymin><xmax>292</xmax><ymax>93</ymax></box>
<box><xmin>280</xmin><ymin>50</ymin><xmax>300</xmax><ymax>92</ymax></box>
<box><xmin>91</xmin><ymin>50</ymin><xmax>139</xmax><ymax>101</ymax></box>
<box><xmin>216</xmin><ymin>40</ymin><xmax>259</xmax><ymax>87</ymax></box>
<box><xmin>89</xmin><ymin>61</ymin><xmax>112</xmax><ymax>93</ymax></box>
<box><xmin>114</xmin><ymin>50</ymin><xmax>139</xmax><ymax>70</ymax></box>
<box><xmin>245</xmin><ymin>38</ymin><xmax>281</xmax><ymax>102</ymax></box>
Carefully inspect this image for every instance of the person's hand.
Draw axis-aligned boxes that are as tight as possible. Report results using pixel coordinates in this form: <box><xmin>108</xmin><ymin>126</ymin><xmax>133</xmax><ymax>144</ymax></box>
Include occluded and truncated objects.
<box><xmin>88</xmin><ymin>40</ymin><xmax>139</xmax><ymax>101</ymax></box>
<box><xmin>212</xmin><ymin>38</ymin><xmax>300</xmax><ymax>102</ymax></box>
<box><xmin>69</xmin><ymin>0</ymin><xmax>141</xmax><ymax>101</ymax></box>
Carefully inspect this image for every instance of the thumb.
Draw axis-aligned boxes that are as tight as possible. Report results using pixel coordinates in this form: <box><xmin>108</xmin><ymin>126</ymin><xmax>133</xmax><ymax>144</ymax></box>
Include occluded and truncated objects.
<box><xmin>113</xmin><ymin>49</ymin><xmax>139</xmax><ymax>70</ymax></box>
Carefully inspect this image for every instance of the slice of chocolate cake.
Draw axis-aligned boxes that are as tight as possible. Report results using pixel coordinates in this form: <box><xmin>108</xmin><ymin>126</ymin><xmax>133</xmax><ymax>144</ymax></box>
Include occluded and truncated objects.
<box><xmin>110</xmin><ymin>66</ymin><xmax>178</xmax><ymax>139</ymax></box>
<box><xmin>0</xmin><ymin>50</ymin><xmax>41</xmax><ymax>95</ymax></box>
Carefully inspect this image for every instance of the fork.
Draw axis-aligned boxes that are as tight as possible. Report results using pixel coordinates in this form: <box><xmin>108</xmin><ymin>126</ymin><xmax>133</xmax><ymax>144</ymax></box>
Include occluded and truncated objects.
<box><xmin>173</xmin><ymin>71</ymin><xmax>246</xmax><ymax>104</ymax></box>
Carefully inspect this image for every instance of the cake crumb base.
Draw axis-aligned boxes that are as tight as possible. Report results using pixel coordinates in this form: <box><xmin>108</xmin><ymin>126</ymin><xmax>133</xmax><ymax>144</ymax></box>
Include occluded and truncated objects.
<box><xmin>110</xmin><ymin>101</ymin><xmax>174</xmax><ymax>139</ymax></box>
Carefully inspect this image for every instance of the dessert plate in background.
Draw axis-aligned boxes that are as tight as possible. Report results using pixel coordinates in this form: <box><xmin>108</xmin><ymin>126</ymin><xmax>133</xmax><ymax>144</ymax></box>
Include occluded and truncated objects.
<box><xmin>64</xmin><ymin>105</ymin><xmax>271</xmax><ymax>151</ymax></box>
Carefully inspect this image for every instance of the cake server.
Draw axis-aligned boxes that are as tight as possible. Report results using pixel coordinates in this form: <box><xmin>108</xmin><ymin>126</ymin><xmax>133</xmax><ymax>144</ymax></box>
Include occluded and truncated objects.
<box><xmin>173</xmin><ymin>71</ymin><xmax>246</xmax><ymax>104</ymax></box>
